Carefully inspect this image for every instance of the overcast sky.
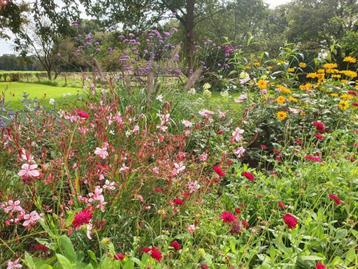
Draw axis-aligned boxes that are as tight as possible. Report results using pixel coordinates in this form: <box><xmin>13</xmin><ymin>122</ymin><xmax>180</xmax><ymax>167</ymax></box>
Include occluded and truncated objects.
<box><xmin>0</xmin><ymin>0</ymin><xmax>292</xmax><ymax>56</ymax></box>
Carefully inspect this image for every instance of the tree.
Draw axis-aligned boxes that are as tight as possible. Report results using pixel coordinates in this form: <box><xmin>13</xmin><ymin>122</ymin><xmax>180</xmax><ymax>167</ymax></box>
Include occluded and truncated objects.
<box><xmin>0</xmin><ymin>0</ymin><xmax>28</xmax><ymax>38</ymax></box>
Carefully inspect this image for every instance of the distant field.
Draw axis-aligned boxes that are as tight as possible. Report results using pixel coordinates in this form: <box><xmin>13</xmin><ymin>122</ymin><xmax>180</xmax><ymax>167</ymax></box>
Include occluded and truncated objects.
<box><xmin>0</xmin><ymin>70</ymin><xmax>46</xmax><ymax>74</ymax></box>
<box><xmin>0</xmin><ymin>81</ymin><xmax>83</xmax><ymax>109</ymax></box>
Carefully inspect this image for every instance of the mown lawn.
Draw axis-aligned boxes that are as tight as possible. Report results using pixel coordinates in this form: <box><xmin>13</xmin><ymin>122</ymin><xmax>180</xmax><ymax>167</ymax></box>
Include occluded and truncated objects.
<box><xmin>0</xmin><ymin>82</ymin><xmax>83</xmax><ymax>109</ymax></box>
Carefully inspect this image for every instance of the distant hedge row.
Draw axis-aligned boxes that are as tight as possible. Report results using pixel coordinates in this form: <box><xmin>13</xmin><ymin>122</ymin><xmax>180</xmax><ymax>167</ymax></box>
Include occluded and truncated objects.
<box><xmin>0</xmin><ymin>72</ymin><xmax>48</xmax><ymax>82</ymax></box>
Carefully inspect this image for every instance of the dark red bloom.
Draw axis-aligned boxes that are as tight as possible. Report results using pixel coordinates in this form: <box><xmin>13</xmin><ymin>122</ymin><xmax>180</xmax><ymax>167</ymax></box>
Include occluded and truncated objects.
<box><xmin>200</xmin><ymin>264</ymin><xmax>209</xmax><ymax>269</ymax></box>
<box><xmin>283</xmin><ymin>213</ymin><xmax>298</xmax><ymax>229</ymax></box>
<box><xmin>242</xmin><ymin>171</ymin><xmax>255</xmax><ymax>181</ymax></box>
<box><xmin>72</xmin><ymin>208</ymin><xmax>93</xmax><ymax>229</ymax></box>
<box><xmin>31</xmin><ymin>244</ymin><xmax>49</xmax><ymax>252</ymax></box>
<box><xmin>221</xmin><ymin>211</ymin><xmax>237</xmax><ymax>223</ymax></box>
<box><xmin>241</xmin><ymin>220</ymin><xmax>250</xmax><ymax>229</ymax></box>
<box><xmin>315</xmin><ymin>262</ymin><xmax>326</xmax><ymax>269</ymax></box>
<box><xmin>154</xmin><ymin>187</ymin><xmax>163</xmax><ymax>193</ymax></box>
<box><xmin>170</xmin><ymin>240</ymin><xmax>182</xmax><ymax>251</ymax></box>
<box><xmin>278</xmin><ymin>201</ymin><xmax>286</xmax><ymax>209</ymax></box>
<box><xmin>234</xmin><ymin>208</ymin><xmax>241</xmax><ymax>214</ymax></box>
<box><xmin>114</xmin><ymin>252</ymin><xmax>125</xmax><ymax>261</ymax></box>
<box><xmin>213</xmin><ymin>164</ymin><xmax>225</xmax><ymax>177</ymax></box>
<box><xmin>173</xmin><ymin>198</ymin><xmax>184</xmax><ymax>206</ymax></box>
<box><xmin>260</xmin><ymin>144</ymin><xmax>268</xmax><ymax>150</ymax></box>
<box><xmin>312</xmin><ymin>121</ymin><xmax>326</xmax><ymax>133</ymax></box>
<box><xmin>315</xmin><ymin>133</ymin><xmax>325</xmax><ymax>141</ymax></box>
<box><xmin>76</xmin><ymin>110</ymin><xmax>90</xmax><ymax>119</ymax></box>
<box><xmin>304</xmin><ymin>155</ymin><xmax>322</xmax><ymax>162</ymax></box>
<box><xmin>143</xmin><ymin>247</ymin><xmax>162</xmax><ymax>262</ymax></box>
<box><xmin>230</xmin><ymin>221</ymin><xmax>241</xmax><ymax>234</ymax></box>
<box><xmin>352</xmin><ymin>102</ymin><xmax>358</xmax><ymax>107</ymax></box>
<box><xmin>328</xmin><ymin>194</ymin><xmax>342</xmax><ymax>205</ymax></box>
<box><xmin>347</xmin><ymin>90</ymin><xmax>357</xmax><ymax>96</ymax></box>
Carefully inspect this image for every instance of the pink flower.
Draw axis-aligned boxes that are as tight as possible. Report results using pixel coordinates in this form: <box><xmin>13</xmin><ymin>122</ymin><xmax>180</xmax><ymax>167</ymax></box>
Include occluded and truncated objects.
<box><xmin>2</xmin><ymin>200</ymin><xmax>24</xmax><ymax>214</ymax></box>
<box><xmin>312</xmin><ymin>121</ymin><xmax>326</xmax><ymax>133</ymax></box>
<box><xmin>283</xmin><ymin>213</ymin><xmax>298</xmax><ymax>229</ymax></box>
<box><xmin>304</xmin><ymin>155</ymin><xmax>322</xmax><ymax>162</ymax></box>
<box><xmin>76</xmin><ymin>110</ymin><xmax>90</xmax><ymax>119</ymax></box>
<box><xmin>72</xmin><ymin>208</ymin><xmax>93</xmax><ymax>229</ymax></box>
<box><xmin>232</xmin><ymin>127</ymin><xmax>244</xmax><ymax>142</ymax></box>
<box><xmin>187</xmin><ymin>181</ymin><xmax>200</xmax><ymax>193</ymax></box>
<box><xmin>328</xmin><ymin>194</ymin><xmax>342</xmax><ymax>205</ymax></box>
<box><xmin>234</xmin><ymin>147</ymin><xmax>246</xmax><ymax>158</ymax></box>
<box><xmin>18</xmin><ymin>163</ymin><xmax>40</xmax><ymax>178</ymax></box>
<box><xmin>182</xmin><ymin>120</ymin><xmax>193</xmax><ymax>128</ymax></box>
<box><xmin>213</xmin><ymin>164</ymin><xmax>225</xmax><ymax>177</ymax></box>
<box><xmin>234</xmin><ymin>94</ymin><xmax>248</xmax><ymax>103</ymax></box>
<box><xmin>199</xmin><ymin>153</ymin><xmax>208</xmax><ymax>162</ymax></box>
<box><xmin>187</xmin><ymin>224</ymin><xmax>197</xmax><ymax>234</ymax></box>
<box><xmin>94</xmin><ymin>146</ymin><xmax>109</xmax><ymax>159</ymax></box>
<box><xmin>198</xmin><ymin>109</ymin><xmax>215</xmax><ymax>118</ymax></box>
<box><xmin>23</xmin><ymin>211</ymin><xmax>41</xmax><ymax>227</ymax></box>
<box><xmin>114</xmin><ymin>252</ymin><xmax>125</xmax><ymax>261</ymax></box>
<box><xmin>7</xmin><ymin>258</ymin><xmax>22</xmax><ymax>269</ymax></box>
<box><xmin>221</xmin><ymin>211</ymin><xmax>237</xmax><ymax>223</ymax></box>
<box><xmin>315</xmin><ymin>262</ymin><xmax>326</xmax><ymax>269</ymax></box>
<box><xmin>315</xmin><ymin>133</ymin><xmax>325</xmax><ymax>141</ymax></box>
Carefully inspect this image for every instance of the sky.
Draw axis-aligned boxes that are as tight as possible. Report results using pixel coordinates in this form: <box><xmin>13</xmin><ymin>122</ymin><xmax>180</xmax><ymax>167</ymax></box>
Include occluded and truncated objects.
<box><xmin>0</xmin><ymin>0</ymin><xmax>292</xmax><ymax>55</ymax></box>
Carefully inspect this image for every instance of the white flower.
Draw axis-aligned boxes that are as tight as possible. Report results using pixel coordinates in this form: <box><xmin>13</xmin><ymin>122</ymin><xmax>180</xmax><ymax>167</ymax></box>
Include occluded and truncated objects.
<box><xmin>188</xmin><ymin>88</ymin><xmax>196</xmax><ymax>95</ymax></box>
<box><xmin>49</xmin><ymin>98</ymin><xmax>55</xmax><ymax>105</ymax></box>
<box><xmin>156</xmin><ymin>95</ymin><xmax>163</xmax><ymax>102</ymax></box>
<box><xmin>234</xmin><ymin>94</ymin><xmax>248</xmax><ymax>103</ymax></box>
<box><xmin>203</xmin><ymin>83</ymin><xmax>211</xmax><ymax>90</ymax></box>
<box><xmin>220</xmin><ymin>90</ymin><xmax>229</xmax><ymax>97</ymax></box>
<box><xmin>203</xmin><ymin>89</ymin><xmax>212</xmax><ymax>98</ymax></box>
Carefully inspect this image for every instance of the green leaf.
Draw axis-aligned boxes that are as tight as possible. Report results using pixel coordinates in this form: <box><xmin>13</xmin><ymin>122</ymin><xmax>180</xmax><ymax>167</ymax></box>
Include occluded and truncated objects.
<box><xmin>23</xmin><ymin>252</ymin><xmax>37</xmax><ymax>269</ymax></box>
<box><xmin>58</xmin><ymin>235</ymin><xmax>77</xmax><ymax>262</ymax></box>
<box><xmin>56</xmin><ymin>254</ymin><xmax>74</xmax><ymax>269</ymax></box>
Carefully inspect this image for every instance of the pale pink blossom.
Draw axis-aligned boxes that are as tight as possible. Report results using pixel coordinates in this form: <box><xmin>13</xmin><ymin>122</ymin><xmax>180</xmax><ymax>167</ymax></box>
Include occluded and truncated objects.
<box><xmin>2</xmin><ymin>200</ymin><xmax>24</xmax><ymax>214</ymax></box>
<box><xmin>23</xmin><ymin>211</ymin><xmax>41</xmax><ymax>227</ymax></box>
<box><xmin>7</xmin><ymin>258</ymin><xmax>22</xmax><ymax>269</ymax></box>
<box><xmin>198</xmin><ymin>109</ymin><xmax>215</xmax><ymax>118</ymax></box>
<box><xmin>187</xmin><ymin>224</ymin><xmax>197</xmax><ymax>234</ymax></box>
<box><xmin>218</xmin><ymin>110</ymin><xmax>226</xmax><ymax>119</ymax></box>
<box><xmin>187</xmin><ymin>181</ymin><xmax>200</xmax><ymax>193</ymax></box>
<box><xmin>199</xmin><ymin>153</ymin><xmax>208</xmax><ymax>162</ymax></box>
<box><xmin>182</xmin><ymin>120</ymin><xmax>193</xmax><ymax>128</ymax></box>
<box><xmin>234</xmin><ymin>147</ymin><xmax>246</xmax><ymax>158</ymax></box>
<box><xmin>152</xmin><ymin>166</ymin><xmax>160</xmax><ymax>174</ymax></box>
<box><xmin>234</xmin><ymin>94</ymin><xmax>248</xmax><ymax>103</ymax></box>
<box><xmin>94</xmin><ymin>144</ymin><xmax>109</xmax><ymax>159</ymax></box>
<box><xmin>88</xmin><ymin>186</ymin><xmax>107</xmax><ymax>212</ymax></box>
<box><xmin>18</xmin><ymin>163</ymin><xmax>40</xmax><ymax>178</ymax></box>
<box><xmin>119</xmin><ymin>164</ymin><xmax>130</xmax><ymax>173</ymax></box>
<box><xmin>103</xmin><ymin>180</ymin><xmax>116</xmax><ymax>191</ymax></box>
<box><xmin>232</xmin><ymin>127</ymin><xmax>245</xmax><ymax>143</ymax></box>
<box><xmin>172</xmin><ymin>162</ymin><xmax>186</xmax><ymax>176</ymax></box>
<box><xmin>86</xmin><ymin>222</ymin><xmax>93</xmax><ymax>240</ymax></box>
<box><xmin>132</xmin><ymin>125</ymin><xmax>140</xmax><ymax>134</ymax></box>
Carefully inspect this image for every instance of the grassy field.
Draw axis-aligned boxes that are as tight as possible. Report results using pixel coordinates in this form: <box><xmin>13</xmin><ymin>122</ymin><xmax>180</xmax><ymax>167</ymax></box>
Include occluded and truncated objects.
<box><xmin>0</xmin><ymin>81</ymin><xmax>83</xmax><ymax>109</ymax></box>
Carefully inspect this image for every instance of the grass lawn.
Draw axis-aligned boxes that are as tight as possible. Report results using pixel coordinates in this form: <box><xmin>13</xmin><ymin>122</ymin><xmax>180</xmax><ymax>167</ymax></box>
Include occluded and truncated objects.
<box><xmin>0</xmin><ymin>81</ymin><xmax>83</xmax><ymax>109</ymax></box>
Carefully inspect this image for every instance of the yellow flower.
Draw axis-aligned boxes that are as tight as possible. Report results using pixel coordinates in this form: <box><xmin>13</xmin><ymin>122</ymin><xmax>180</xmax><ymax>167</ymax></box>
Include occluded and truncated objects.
<box><xmin>340</xmin><ymin>93</ymin><xmax>353</xmax><ymax>100</ymax></box>
<box><xmin>277</xmin><ymin>111</ymin><xmax>288</xmax><ymax>121</ymax></box>
<box><xmin>338</xmin><ymin>100</ymin><xmax>350</xmax><ymax>110</ymax></box>
<box><xmin>323</xmin><ymin>63</ymin><xmax>338</xmax><ymax>69</ymax></box>
<box><xmin>288</xmin><ymin>67</ymin><xmax>295</xmax><ymax>73</ymax></box>
<box><xmin>341</xmin><ymin>70</ymin><xmax>357</xmax><ymax>79</ymax></box>
<box><xmin>330</xmin><ymin>93</ymin><xmax>339</xmax><ymax>97</ymax></box>
<box><xmin>299</xmin><ymin>83</ymin><xmax>313</xmax><ymax>91</ymax></box>
<box><xmin>299</xmin><ymin>62</ymin><xmax>307</xmax><ymax>68</ymax></box>
<box><xmin>277</xmin><ymin>85</ymin><xmax>292</xmax><ymax>94</ymax></box>
<box><xmin>257</xmin><ymin>79</ymin><xmax>268</xmax><ymax>89</ymax></box>
<box><xmin>203</xmin><ymin>83</ymin><xmax>212</xmax><ymax>90</ymax></box>
<box><xmin>276</xmin><ymin>96</ymin><xmax>286</xmax><ymax>105</ymax></box>
<box><xmin>317</xmin><ymin>69</ymin><xmax>325</xmax><ymax>74</ymax></box>
<box><xmin>343</xmin><ymin>56</ymin><xmax>357</xmax><ymax>64</ymax></box>
<box><xmin>288</xmin><ymin>96</ymin><xmax>298</xmax><ymax>102</ymax></box>
<box><xmin>332</xmin><ymin>74</ymin><xmax>341</xmax><ymax>79</ymax></box>
<box><xmin>306</xmin><ymin>72</ymin><xmax>318</xmax><ymax>79</ymax></box>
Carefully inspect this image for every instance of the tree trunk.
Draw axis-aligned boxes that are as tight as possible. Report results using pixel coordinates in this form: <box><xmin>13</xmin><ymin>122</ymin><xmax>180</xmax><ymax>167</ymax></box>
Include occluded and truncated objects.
<box><xmin>185</xmin><ymin>0</ymin><xmax>195</xmax><ymax>76</ymax></box>
<box><xmin>47</xmin><ymin>70</ymin><xmax>52</xmax><ymax>80</ymax></box>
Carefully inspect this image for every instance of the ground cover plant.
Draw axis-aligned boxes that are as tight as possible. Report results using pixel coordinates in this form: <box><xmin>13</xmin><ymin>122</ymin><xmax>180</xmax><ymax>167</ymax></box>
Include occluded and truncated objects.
<box><xmin>0</xmin><ymin>51</ymin><xmax>357</xmax><ymax>268</ymax></box>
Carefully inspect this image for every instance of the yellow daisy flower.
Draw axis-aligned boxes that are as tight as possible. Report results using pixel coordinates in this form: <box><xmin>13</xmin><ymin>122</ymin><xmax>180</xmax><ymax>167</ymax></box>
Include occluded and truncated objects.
<box><xmin>276</xmin><ymin>96</ymin><xmax>286</xmax><ymax>105</ymax></box>
<box><xmin>277</xmin><ymin>111</ymin><xmax>288</xmax><ymax>121</ymax></box>
<box><xmin>299</xmin><ymin>62</ymin><xmax>307</xmax><ymax>68</ymax></box>
<box><xmin>338</xmin><ymin>100</ymin><xmax>350</xmax><ymax>110</ymax></box>
<box><xmin>257</xmin><ymin>79</ymin><xmax>268</xmax><ymax>89</ymax></box>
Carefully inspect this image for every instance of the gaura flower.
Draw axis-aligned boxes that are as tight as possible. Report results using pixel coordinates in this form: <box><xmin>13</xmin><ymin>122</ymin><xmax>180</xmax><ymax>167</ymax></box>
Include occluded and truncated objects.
<box><xmin>23</xmin><ymin>211</ymin><xmax>41</xmax><ymax>227</ymax></box>
<box><xmin>234</xmin><ymin>147</ymin><xmax>246</xmax><ymax>158</ymax></box>
<box><xmin>18</xmin><ymin>163</ymin><xmax>40</xmax><ymax>179</ymax></box>
<box><xmin>277</xmin><ymin>111</ymin><xmax>287</xmax><ymax>121</ymax></box>
<box><xmin>7</xmin><ymin>258</ymin><xmax>22</xmax><ymax>269</ymax></box>
<box><xmin>232</xmin><ymin>127</ymin><xmax>244</xmax><ymax>142</ymax></box>
<box><xmin>220</xmin><ymin>211</ymin><xmax>237</xmax><ymax>223</ymax></box>
<box><xmin>283</xmin><ymin>213</ymin><xmax>298</xmax><ymax>229</ymax></box>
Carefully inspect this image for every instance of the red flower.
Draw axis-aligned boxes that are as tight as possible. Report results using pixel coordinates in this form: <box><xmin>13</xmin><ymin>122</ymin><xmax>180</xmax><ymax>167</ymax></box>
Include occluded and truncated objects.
<box><xmin>76</xmin><ymin>110</ymin><xmax>90</xmax><ymax>119</ymax></box>
<box><xmin>242</xmin><ymin>171</ymin><xmax>255</xmax><ymax>181</ymax></box>
<box><xmin>241</xmin><ymin>220</ymin><xmax>250</xmax><ymax>229</ymax></box>
<box><xmin>312</xmin><ymin>121</ymin><xmax>326</xmax><ymax>133</ymax></box>
<box><xmin>170</xmin><ymin>240</ymin><xmax>182</xmax><ymax>251</ymax></box>
<box><xmin>173</xmin><ymin>198</ymin><xmax>184</xmax><ymax>206</ymax></box>
<box><xmin>230</xmin><ymin>221</ymin><xmax>241</xmax><ymax>234</ymax></box>
<box><xmin>260</xmin><ymin>144</ymin><xmax>268</xmax><ymax>150</ymax></box>
<box><xmin>328</xmin><ymin>194</ymin><xmax>342</xmax><ymax>205</ymax></box>
<box><xmin>278</xmin><ymin>201</ymin><xmax>286</xmax><ymax>209</ymax></box>
<box><xmin>31</xmin><ymin>243</ymin><xmax>49</xmax><ymax>252</ymax></box>
<box><xmin>283</xmin><ymin>213</ymin><xmax>298</xmax><ymax>229</ymax></box>
<box><xmin>315</xmin><ymin>262</ymin><xmax>326</xmax><ymax>269</ymax></box>
<box><xmin>200</xmin><ymin>264</ymin><xmax>209</xmax><ymax>269</ymax></box>
<box><xmin>221</xmin><ymin>211</ymin><xmax>237</xmax><ymax>223</ymax></box>
<box><xmin>315</xmin><ymin>133</ymin><xmax>324</xmax><ymax>141</ymax></box>
<box><xmin>213</xmin><ymin>164</ymin><xmax>225</xmax><ymax>177</ymax></box>
<box><xmin>143</xmin><ymin>247</ymin><xmax>162</xmax><ymax>262</ymax></box>
<box><xmin>347</xmin><ymin>90</ymin><xmax>357</xmax><ymax>96</ymax></box>
<box><xmin>114</xmin><ymin>252</ymin><xmax>125</xmax><ymax>261</ymax></box>
<box><xmin>234</xmin><ymin>208</ymin><xmax>241</xmax><ymax>214</ymax></box>
<box><xmin>304</xmin><ymin>155</ymin><xmax>322</xmax><ymax>162</ymax></box>
<box><xmin>72</xmin><ymin>208</ymin><xmax>93</xmax><ymax>229</ymax></box>
<box><xmin>352</xmin><ymin>102</ymin><xmax>358</xmax><ymax>107</ymax></box>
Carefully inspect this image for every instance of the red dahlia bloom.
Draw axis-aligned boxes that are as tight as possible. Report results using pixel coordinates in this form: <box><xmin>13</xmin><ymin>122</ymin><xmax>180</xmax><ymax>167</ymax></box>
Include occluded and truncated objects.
<box><xmin>76</xmin><ymin>110</ymin><xmax>90</xmax><ymax>119</ymax></box>
<box><xmin>170</xmin><ymin>240</ymin><xmax>182</xmax><ymax>251</ymax></box>
<box><xmin>242</xmin><ymin>171</ymin><xmax>255</xmax><ymax>181</ymax></box>
<box><xmin>315</xmin><ymin>133</ymin><xmax>324</xmax><ymax>141</ymax></box>
<box><xmin>114</xmin><ymin>252</ymin><xmax>125</xmax><ymax>261</ymax></box>
<box><xmin>213</xmin><ymin>164</ymin><xmax>225</xmax><ymax>177</ymax></box>
<box><xmin>143</xmin><ymin>247</ymin><xmax>162</xmax><ymax>262</ymax></box>
<box><xmin>328</xmin><ymin>194</ymin><xmax>342</xmax><ymax>205</ymax></box>
<box><xmin>234</xmin><ymin>208</ymin><xmax>241</xmax><ymax>214</ymax></box>
<box><xmin>312</xmin><ymin>121</ymin><xmax>326</xmax><ymax>133</ymax></box>
<box><xmin>283</xmin><ymin>213</ymin><xmax>298</xmax><ymax>229</ymax></box>
<box><xmin>221</xmin><ymin>211</ymin><xmax>237</xmax><ymax>223</ymax></box>
<box><xmin>72</xmin><ymin>208</ymin><xmax>93</xmax><ymax>229</ymax></box>
<box><xmin>315</xmin><ymin>262</ymin><xmax>326</xmax><ymax>269</ymax></box>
